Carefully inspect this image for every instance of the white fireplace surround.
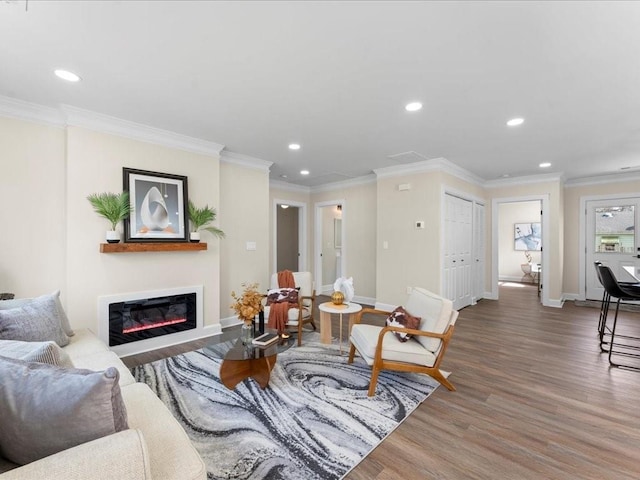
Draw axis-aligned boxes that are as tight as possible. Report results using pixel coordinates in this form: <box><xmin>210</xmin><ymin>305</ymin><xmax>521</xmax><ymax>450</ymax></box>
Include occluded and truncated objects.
<box><xmin>98</xmin><ymin>285</ymin><xmax>205</xmax><ymax>357</ymax></box>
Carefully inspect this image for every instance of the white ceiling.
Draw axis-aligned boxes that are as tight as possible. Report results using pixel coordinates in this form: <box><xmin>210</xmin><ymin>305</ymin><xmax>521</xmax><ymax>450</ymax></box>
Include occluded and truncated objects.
<box><xmin>2</xmin><ymin>1</ymin><xmax>640</xmax><ymax>187</ymax></box>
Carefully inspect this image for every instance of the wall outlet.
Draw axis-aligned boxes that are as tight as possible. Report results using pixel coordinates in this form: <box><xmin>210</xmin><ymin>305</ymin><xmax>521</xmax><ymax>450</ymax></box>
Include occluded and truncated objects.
<box><xmin>406</xmin><ymin>286</ymin><xmax>412</xmax><ymax>294</ymax></box>
<box><xmin>246</xmin><ymin>241</ymin><xmax>256</xmax><ymax>251</ymax></box>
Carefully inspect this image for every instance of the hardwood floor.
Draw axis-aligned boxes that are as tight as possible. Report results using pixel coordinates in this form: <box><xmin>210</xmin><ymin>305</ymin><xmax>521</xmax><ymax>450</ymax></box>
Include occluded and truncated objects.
<box><xmin>123</xmin><ymin>285</ymin><xmax>640</xmax><ymax>479</ymax></box>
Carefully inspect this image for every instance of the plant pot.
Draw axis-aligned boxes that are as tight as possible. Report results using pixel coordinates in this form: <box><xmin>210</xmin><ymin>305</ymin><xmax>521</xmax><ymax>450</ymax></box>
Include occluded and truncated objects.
<box><xmin>190</xmin><ymin>232</ymin><xmax>201</xmax><ymax>243</ymax></box>
<box><xmin>106</xmin><ymin>230</ymin><xmax>120</xmax><ymax>244</ymax></box>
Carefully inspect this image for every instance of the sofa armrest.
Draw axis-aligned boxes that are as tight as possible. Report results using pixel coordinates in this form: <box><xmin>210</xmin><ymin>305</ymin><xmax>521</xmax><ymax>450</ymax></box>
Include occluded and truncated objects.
<box><xmin>0</xmin><ymin>429</ymin><xmax>152</xmax><ymax>480</ymax></box>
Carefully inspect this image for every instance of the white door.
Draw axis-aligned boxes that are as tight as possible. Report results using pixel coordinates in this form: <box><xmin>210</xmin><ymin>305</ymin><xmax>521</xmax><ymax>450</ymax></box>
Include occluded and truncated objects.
<box><xmin>473</xmin><ymin>203</ymin><xmax>485</xmax><ymax>303</ymax></box>
<box><xmin>585</xmin><ymin>199</ymin><xmax>640</xmax><ymax>300</ymax></box>
<box><xmin>443</xmin><ymin>194</ymin><xmax>473</xmax><ymax>310</ymax></box>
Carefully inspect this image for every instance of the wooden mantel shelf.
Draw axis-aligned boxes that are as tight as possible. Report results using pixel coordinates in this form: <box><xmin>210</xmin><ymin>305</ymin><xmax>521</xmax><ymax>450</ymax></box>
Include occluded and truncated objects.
<box><xmin>100</xmin><ymin>242</ymin><xmax>207</xmax><ymax>253</ymax></box>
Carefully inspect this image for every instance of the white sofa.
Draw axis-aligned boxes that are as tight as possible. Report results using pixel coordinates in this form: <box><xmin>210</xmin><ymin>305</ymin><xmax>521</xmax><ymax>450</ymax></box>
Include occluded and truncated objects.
<box><xmin>0</xmin><ymin>329</ymin><xmax>206</xmax><ymax>480</ymax></box>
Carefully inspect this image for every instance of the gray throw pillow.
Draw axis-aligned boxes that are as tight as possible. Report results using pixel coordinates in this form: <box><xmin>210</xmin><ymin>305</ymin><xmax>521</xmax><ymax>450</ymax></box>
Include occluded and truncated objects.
<box><xmin>0</xmin><ymin>339</ymin><xmax>73</xmax><ymax>367</ymax></box>
<box><xmin>0</xmin><ymin>290</ymin><xmax>75</xmax><ymax>337</ymax></box>
<box><xmin>0</xmin><ymin>295</ymin><xmax>70</xmax><ymax>347</ymax></box>
<box><xmin>0</xmin><ymin>356</ymin><xmax>128</xmax><ymax>465</ymax></box>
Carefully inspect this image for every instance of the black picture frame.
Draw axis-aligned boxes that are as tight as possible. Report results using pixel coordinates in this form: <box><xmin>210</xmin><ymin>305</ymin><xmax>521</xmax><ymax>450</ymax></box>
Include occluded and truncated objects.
<box><xmin>123</xmin><ymin>168</ymin><xmax>189</xmax><ymax>243</ymax></box>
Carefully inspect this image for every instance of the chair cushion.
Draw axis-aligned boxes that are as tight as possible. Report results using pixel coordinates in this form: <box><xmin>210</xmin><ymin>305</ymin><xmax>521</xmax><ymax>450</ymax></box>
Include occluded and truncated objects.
<box><xmin>263</xmin><ymin>305</ymin><xmax>311</xmax><ymax>324</ymax></box>
<box><xmin>350</xmin><ymin>324</ymin><xmax>437</xmax><ymax>367</ymax></box>
<box><xmin>270</xmin><ymin>272</ymin><xmax>313</xmax><ymax>302</ymax></box>
<box><xmin>405</xmin><ymin>288</ymin><xmax>454</xmax><ymax>353</ymax></box>
<box><xmin>385</xmin><ymin>306</ymin><xmax>421</xmax><ymax>342</ymax></box>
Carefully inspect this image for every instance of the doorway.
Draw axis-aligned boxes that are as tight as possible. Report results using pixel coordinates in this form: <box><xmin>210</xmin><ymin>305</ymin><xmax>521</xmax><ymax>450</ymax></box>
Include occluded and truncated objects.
<box><xmin>273</xmin><ymin>200</ymin><xmax>307</xmax><ymax>273</ymax></box>
<box><xmin>314</xmin><ymin>200</ymin><xmax>345</xmax><ymax>294</ymax></box>
<box><xmin>491</xmin><ymin>195</ymin><xmax>549</xmax><ymax>306</ymax></box>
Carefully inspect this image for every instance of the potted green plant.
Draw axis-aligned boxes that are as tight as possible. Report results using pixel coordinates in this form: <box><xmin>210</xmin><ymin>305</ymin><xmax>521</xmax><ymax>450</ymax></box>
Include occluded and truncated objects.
<box><xmin>188</xmin><ymin>200</ymin><xmax>225</xmax><ymax>243</ymax></box>
<box><xmin>87</xmin><ymin>192</ymin><xmax>131</xmax><ymax>243</ymax></box>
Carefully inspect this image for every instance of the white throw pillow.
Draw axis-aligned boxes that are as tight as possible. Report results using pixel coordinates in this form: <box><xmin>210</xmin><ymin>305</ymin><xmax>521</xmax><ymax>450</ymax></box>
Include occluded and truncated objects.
<box><xmin>0</xmin><ymin>339</ymin><xmax>73</xmax><ymax>367</ymax></box>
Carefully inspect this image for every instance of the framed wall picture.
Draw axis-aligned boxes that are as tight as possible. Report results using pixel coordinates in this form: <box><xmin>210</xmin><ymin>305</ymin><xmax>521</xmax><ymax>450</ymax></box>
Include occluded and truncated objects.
<box><xmin>514</xmin><ymin>222</ymin><xmax>541</xmax><ymax>251</ymax></box>
<box><xmin>123</xmin><ymin>168</ymin><xmax>189</xmax><ymax>242</ymax></box>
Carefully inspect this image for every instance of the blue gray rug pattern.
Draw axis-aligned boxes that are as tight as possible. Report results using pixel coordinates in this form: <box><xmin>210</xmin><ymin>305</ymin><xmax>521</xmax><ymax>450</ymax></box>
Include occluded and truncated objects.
<box><xmin>131</xmin><ymin>334</ymin><xmax>439</xmax><ymax>480</ymax></box>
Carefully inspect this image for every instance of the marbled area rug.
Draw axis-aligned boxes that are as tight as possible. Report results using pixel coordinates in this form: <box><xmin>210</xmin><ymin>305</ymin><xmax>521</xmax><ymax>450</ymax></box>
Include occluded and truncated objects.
<box><xmin>131</xmin><ymin>333</ymin><xmax>440</xmax><ymax>480</ymax></box>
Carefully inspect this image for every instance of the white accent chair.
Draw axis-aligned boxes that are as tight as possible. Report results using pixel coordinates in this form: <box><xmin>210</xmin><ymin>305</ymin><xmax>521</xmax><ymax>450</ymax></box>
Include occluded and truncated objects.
<box><xmin>264</xmin><ymin>272</ymin><xmax>317</xmax><ymax>346</ymax></box>
<box><xmin>348</xmin><ymin>287</ymin><xmax>458</xmax><ymax>396</ymax></box>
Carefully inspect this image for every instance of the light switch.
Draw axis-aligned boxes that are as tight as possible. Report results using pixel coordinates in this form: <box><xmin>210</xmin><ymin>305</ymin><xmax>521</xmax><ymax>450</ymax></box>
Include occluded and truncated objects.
<box><xmin>246</xmin><ymin>241</ymin><xmax>257</xmax><ymax>251</ymax></box>
<box><xmin>383</xmin><ymin>241</ymin><xmax>389</xmax><ymax>249</ymax></box>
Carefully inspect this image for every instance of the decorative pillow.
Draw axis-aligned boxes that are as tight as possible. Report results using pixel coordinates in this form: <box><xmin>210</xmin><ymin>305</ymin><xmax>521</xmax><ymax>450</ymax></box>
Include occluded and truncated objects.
<box><xmin>0</xmin><ymin>339</ymin><xmax>73</xmax><ymax>367</ymax></box>
<box><xmin>385</xmin><ymin>306</ymin><xmax>421</xmax><ymax>342</ymax></box>
<box><xmin>0</xmin><ymin>295</ymin><xmax>70</xmax><ymax>347</ymax></box>
<box><xmin>0</xmin><ymin>356</ymin><xmax>128</xmax><ymax>465</ymax></box>
<box><xmin>266</xmin><ymin>287</ymin><xmax>300</xmax><ymax>306</ymax></box>
<box><xmin>0</xmin><ymin>290</ymin><xmax>75</xmax><ymax>337</ymax></box>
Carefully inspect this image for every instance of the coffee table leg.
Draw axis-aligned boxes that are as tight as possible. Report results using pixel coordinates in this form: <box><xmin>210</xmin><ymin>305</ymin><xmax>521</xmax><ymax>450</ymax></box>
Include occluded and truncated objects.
<box><xmin>220</xmin><ymin>359</ymin><xmax>251</xmax><ymax>390</ymax></box>
<box><xmin>320</xmin><ymin>310</ymin><xmax>332</xmax><ymax>344</ymax></box>
<box><xmin>251</xmin><ymin>356</ymin><xmax>276</xmax><ymax>389</ymax></box>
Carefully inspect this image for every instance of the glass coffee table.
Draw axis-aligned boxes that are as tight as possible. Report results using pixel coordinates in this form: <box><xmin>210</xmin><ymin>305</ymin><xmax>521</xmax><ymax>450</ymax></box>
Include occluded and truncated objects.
<box><xmin>204</xmin><ymin>328</ymin><xmax>291</xmax><ymax>390</ymax></box>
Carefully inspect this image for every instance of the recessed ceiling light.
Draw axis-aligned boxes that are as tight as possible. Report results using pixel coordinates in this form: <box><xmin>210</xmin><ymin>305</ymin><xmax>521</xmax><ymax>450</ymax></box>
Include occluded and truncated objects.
<box><xmin>54</xmin><ymin>69</ymin><xmax>81</xmax><ymax>82</ymax></box>
<box><xmin>405</xmin><ymin>102</ymin><xmax>423</xmax><ymax>112</ymax></box>
<box><xmin>539</xmin><ymin>162</ymin><xmax>551</xmax><ymax>168</ymax></box>
<box><xmin>280</xmin><ymin>204</ymin><xmax>289</xmax><ymax>209</ymax></box>
<box><xmin>280</xmin><ymin>174</ymin><xmax>288</xmax><ymax>178</ymax></box>
<box><xmin>501</xmin><ymin>174</ymin><xmax>510</xmax><ymax>178</ymax></box>
<box><xmin>288</xmin><ymin>143</ymin><xmax>301</xmax><ymax>150</ymax></box>
<box><xmin>507</xmin><ymin>117</ymin><xmax>524</xmax><ymax>127</ymax></box>
<box><xmin>300</xmin><ymin>170</ymin><xmax>310</xmax><ymax>175</ymax></box>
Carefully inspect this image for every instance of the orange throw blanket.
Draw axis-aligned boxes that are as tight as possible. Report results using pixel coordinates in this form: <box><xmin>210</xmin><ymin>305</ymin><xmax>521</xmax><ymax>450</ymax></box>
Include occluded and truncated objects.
<box><xmin>268</xmin><ymin>270</ymin><xmax>295</xmax><ymax>334</ymax></box>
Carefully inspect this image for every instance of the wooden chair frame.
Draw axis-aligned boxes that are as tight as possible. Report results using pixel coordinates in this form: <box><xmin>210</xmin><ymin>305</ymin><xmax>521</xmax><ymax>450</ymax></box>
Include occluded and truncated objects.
<box><xmin>348</xmin><ymin>308</ymin><xmax>456</xmax><ymax>396</ymax></box>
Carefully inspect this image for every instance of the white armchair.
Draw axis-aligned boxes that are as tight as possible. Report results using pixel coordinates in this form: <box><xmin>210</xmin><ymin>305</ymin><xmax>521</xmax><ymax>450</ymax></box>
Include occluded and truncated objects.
<box><xmin>264</xmin><ymin>272</ymin><xmax>317</xmax><ymax>346</ymax></box>
<box><xmin>348</xmin><ymin>287</ymin><xmax>458</xmax><ymax>396</ymax></box>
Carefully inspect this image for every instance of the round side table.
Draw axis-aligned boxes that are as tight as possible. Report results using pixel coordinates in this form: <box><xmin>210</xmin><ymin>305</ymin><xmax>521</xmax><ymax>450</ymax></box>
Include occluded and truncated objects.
<box><xmin>319</xmin><ymin>302</ymin><xmax>362</xmax><ymax>354</ymax></box>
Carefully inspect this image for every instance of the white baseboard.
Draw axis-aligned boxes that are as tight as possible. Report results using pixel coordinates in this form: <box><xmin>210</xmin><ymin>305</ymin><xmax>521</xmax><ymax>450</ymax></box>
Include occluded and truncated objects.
<box><xmin>563</xmin><ymin>293</ymin><xmax>581</xmax><ymax>302</ymax></box>
<box><xmin>353</xmin><ymin>295</ymin><xmax>375</xmax><ymax>307</ymax></box>
<box><xmin>374</xmin><ymin>302</ymin><xmax>396</xmax><ymax>312</ymax></box>
<box><xmin>544</xmin><ymin>298</ymin><xmax>564</xmax><ymax>308</ymax></box>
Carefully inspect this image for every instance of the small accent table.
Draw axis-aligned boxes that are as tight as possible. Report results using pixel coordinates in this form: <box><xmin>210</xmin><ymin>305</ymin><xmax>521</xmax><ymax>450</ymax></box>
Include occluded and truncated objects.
<box><xmin>319</xmin><ymin>302</ymin><xmax>362</xmax><ymax>354</ymax></box>
<box><xmin>219</xmin><ymin>338</ymin><xmax>278</xmax><ymax>390</ymax></box>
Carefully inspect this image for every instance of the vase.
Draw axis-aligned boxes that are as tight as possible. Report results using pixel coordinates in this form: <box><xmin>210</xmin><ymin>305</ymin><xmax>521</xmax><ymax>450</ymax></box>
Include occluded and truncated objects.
<box><xmin>190</xmin><ymin>232</ymin><xmax>201</xmax><ymax>243</ymax></box>
<box><xmin>331</xmin><ymin>291</ymin><xmax>345</xmax><ymax>305</ymax></box>
<box><xmin>241</xmin><ymin>320</ymin><xmax>253</xmax><ymax>345</ymax></box>
<box><xmin>106</xmin><ymin>230</ymin><xmax>120</xmax><ymax>244</ymax></box>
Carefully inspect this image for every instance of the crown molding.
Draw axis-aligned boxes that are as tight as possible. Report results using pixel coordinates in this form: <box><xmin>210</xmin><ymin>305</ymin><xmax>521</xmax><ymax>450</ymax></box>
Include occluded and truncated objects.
<box><xmin>0</xmin><ymin>95</ymin><xmax>65</xmax><ymax>127</ymax></box>
<box><xmin>60</xmin><ymin>105</ymin><xmax>225</xmax><ymax>157</ymax></box>
<box><xmin>484</xmin><ymin>172</ymin><xmax>565</xmax><ymax>188</ymax></box>
<box><xmin>310</xmin><ymin>173</ymin><xmax>377</xmax><ymax>193</ymax></box>
<box><xmin>374</xmin><ymin>157</ymin><xmax>485</xmax><ymax>186</ymax></box>
<box><xmin>220</xmin><ymin>150</ymin><xmax>273</xmax><ymax>172</ymax></box>
<box><xmin>564</xmin><ymin>171</ymin><xmax>640</xmax><ymax>187</ymax></box>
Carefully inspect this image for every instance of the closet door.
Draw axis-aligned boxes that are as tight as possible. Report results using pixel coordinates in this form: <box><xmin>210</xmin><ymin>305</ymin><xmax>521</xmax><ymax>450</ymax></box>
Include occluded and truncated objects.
<box><xmin>443</xmin><ymin>194</ymin><xmax>473</xmax><ymax>310</ymax></box>
<box><xmin>473</xmin><ymin>203</ymin><xmax>485</xmax><ymax>303</ymax></box>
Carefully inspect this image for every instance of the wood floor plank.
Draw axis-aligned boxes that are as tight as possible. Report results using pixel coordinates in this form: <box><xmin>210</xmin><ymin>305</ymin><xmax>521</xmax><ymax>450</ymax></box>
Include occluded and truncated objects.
<box><xmin>123</xmin><ymin>285</ymin><xmax>640</xmax><ymax>479</ymax></box>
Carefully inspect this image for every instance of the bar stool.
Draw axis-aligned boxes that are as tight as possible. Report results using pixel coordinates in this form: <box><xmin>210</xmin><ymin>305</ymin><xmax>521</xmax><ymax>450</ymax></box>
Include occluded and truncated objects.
<box><xmin>596</xmin><ymin>264</ymin><xmax>640</xmax><ymax>369</ymax></box>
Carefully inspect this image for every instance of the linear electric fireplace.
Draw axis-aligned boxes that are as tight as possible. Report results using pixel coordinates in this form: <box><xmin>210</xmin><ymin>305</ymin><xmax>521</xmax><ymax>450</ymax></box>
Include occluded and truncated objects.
<box><xmin>108</xmin><ymin>293</ymin><xmax>196</xmax><ymax>346</ymax></box>
<box><xmin>99</xmin><ymin>286</ymin><xmax>203</xmax><ymax>352</ymax></box>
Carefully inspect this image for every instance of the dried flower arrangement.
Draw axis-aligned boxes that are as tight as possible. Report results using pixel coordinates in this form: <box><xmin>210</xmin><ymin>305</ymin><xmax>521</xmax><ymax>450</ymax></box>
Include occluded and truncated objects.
<box><xmin>230</xmin><ymin>282</ymin><xmax>264</xmax><ymax>323</ymax></box>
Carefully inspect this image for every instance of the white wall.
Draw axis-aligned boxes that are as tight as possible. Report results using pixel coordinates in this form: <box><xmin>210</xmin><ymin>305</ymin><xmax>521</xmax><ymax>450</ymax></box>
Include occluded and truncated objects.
<box><xmin>498</xmin><ymin>201</ymin><xmax>542</xmax><ymax>281</ymax></box>
<box><xmin>0</xmin><ymin>117</ymin><xmax>66</xmax><ymax>298</ymax></box>
<box><xmin>65</xmin><ymin>127</ymin><xmax>222</xmax><ymax>332</ymax></box>
<box><xmin>219</xmin><ymin>159</ymin><xmax>271</xmax><ymax>324</ymax></box>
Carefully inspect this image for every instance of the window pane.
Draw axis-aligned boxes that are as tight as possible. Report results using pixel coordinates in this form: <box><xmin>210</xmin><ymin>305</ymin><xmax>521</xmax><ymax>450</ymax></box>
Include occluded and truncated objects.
<box><xmin>594</xmin><ymin>206</ymin><xmax>635</xmax><ymax>252</ymax></box>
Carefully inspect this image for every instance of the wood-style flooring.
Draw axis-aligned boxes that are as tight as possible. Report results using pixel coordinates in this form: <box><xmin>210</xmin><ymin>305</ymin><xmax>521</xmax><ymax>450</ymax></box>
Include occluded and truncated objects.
<box><xmin>123</xmin><ymin>285</ymin><xmax>640</xmax><ymax>479</ymax></box>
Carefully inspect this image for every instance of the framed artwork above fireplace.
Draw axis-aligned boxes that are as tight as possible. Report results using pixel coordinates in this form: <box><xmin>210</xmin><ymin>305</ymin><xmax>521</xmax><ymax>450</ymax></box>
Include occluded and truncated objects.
<box><xmin>123</xmin><ymin>167</ymin><xmax>189</xmax><ymax>243</ymax></box>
